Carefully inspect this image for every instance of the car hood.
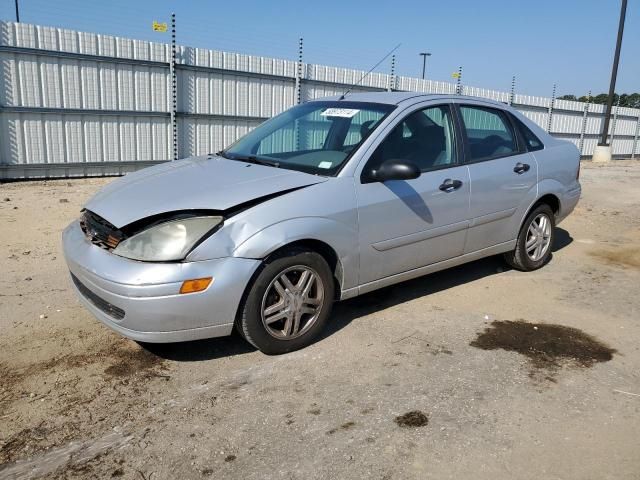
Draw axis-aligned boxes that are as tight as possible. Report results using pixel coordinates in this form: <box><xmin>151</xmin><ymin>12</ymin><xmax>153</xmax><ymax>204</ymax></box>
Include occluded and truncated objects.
<box><xmin>84</xmin><ymin>155</ymin><xmax>328</xmax><ymax>228</ymax></box>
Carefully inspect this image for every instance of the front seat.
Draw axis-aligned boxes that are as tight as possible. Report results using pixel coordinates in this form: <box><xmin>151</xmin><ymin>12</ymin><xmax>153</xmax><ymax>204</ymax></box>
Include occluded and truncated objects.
<box><xmin>360</xmin><ymin>120</ymin><xmax>376</xmax><ymax>140</ymax></box>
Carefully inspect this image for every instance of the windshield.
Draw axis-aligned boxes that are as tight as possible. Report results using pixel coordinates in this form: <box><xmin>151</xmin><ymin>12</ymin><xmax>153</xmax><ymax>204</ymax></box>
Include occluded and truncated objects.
<box><xmin>220</xmin><ymin>101</ymin><xmax>395</xmax><ymax>175</ymax></box>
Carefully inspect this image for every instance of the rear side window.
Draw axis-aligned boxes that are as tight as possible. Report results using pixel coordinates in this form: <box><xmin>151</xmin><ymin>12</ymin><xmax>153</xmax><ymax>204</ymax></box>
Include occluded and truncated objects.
<box><xmin>459</xmin><ymin>106</ymin><xmax>517</xmax><ymax>161</ymax></box>
<box><xmin>511</xmin><ymin>115</ymin><xmax>544</xmax><ymax>151</ymax></box>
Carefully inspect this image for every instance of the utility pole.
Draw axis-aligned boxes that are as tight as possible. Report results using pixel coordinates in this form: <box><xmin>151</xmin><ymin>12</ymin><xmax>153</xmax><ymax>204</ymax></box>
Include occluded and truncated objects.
<box><xmin>14</xmin><ymin>0</ymin><xmax>20</xmax><ymax>22</ymax></box>
<box><xmin>419</xmin><ymin>52</ymin><xmax>431</xmax><ymax>80</ymax></box>
<box><xmin>594</xmin><ymin>0</ymin><xmax>627</xmax><ymax>162</ymax></box>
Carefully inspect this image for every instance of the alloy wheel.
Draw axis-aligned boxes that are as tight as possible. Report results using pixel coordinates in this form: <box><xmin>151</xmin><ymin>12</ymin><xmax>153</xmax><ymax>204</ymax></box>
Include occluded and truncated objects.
<box><xmin>260</xmin><ymin>266</ymin><xmax>325</xmax><ymax>340</ymax></box>
<box><xmin>525</xmin><ymin>213</ymin><xmax>552</xmax><ymax>261</ymax></box>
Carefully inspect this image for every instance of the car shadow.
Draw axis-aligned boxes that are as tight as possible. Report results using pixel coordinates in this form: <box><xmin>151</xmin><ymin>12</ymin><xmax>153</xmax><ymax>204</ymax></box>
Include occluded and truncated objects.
<box><xmin>321</xmin><ymin>255</ymin><xmax>506</xmax><ymax>341</ymax></box>
<box><xmin>142</xmin><ymin>227</ymin><xmax>574</xmax><ymax>362</ymax></box>
<box><xmin>553</xmin><ymin>227</ymin><xmax>573</xmax><ymax>252</ymax></box>
<box><xmin>141</xmin><ymin>330</ymin><xmax>256</xmax><ymax>361</ymax></box>
<box><xmin>384</xmin><ymin>180</ymin><xmax>433</xmax><ymax>223</ymax></box>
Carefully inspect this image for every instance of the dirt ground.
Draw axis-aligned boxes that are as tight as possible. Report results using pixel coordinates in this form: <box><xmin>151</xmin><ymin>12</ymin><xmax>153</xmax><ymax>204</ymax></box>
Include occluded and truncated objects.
<box><xmin>1</xmin><ymin>161</ymin><xmax>639</xmax><ymax>480</ymax></box>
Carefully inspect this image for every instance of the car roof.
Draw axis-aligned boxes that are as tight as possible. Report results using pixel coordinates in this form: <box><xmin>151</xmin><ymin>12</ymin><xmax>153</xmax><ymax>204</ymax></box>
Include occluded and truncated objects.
<box><xmin>313</xmin><ymin>91</ymin><xmax>508</xmax><ymax>108</ymax></box>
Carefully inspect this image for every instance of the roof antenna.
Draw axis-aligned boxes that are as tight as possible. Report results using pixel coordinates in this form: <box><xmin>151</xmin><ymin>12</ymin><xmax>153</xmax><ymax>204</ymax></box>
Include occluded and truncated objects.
<box><xmin>339</xmin><ymin>43</ymin><xmax>402</xmax><ymax>100</ymax></box>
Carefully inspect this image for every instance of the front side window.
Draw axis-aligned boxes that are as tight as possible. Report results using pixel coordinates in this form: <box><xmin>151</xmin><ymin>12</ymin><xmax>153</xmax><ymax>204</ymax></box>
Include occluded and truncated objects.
<box><xmin>364</xmin><ymin>105</ymin><xmax>457</xmax><ymax>174</ymax></box>
<box><xmin>459</xmin><ymin>106</ymin><xmax>517</xmax><ymax>161</ymax></box>
<box><xmin>221</xmin><ymin>101</ymin><xmax>394</xmax><ymax>176</ymax></box>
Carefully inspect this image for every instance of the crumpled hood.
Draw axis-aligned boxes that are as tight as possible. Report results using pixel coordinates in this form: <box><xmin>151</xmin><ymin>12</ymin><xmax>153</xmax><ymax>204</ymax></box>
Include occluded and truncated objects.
<box><xmin>84</xmin><ymin>155</ymin><xmax>328</xmax><ymax>228</ymax></box>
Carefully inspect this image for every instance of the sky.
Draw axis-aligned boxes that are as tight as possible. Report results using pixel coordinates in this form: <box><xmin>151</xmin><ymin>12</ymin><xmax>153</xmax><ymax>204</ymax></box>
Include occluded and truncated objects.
<box><xmin>1</xmin><ymin>0</ymin><xmax>638</xmax><ymax>98</ymax></box>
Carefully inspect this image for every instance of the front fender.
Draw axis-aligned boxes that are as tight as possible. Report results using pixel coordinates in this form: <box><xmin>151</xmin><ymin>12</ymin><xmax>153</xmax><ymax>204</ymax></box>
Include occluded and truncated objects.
<box><xmin>233</xmin><ymin>217</ymin><xmax>359</xmax><ymax>291</ymax></box>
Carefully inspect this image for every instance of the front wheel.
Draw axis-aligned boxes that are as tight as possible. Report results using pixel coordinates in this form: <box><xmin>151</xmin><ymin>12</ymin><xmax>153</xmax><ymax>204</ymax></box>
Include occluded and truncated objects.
<box><xmin>237</xmin><ymin>248</ymin><xmax>335</xmax><ymax>355</ymax></box>
<box><xmin>504</xmin><ymin>204</ymin><xmax>555</xmax><ymax>271</ymax></box>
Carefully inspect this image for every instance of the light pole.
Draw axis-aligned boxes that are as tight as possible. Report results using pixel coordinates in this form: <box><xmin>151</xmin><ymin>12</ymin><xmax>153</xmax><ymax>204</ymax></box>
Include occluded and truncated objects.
<box><xmin>419</xmin><ymin>52</ymin><xmax>431</xmax><ymax>80</ymax></box>
<box><xmin>15</xmin><ymin>0</ymin><xmax>20</xmax><ymax>22</ymax></box>
<box><xmin>594</xmin><ymin>0</ymin><xmax>627</xmax><ymax>162</ymax></box>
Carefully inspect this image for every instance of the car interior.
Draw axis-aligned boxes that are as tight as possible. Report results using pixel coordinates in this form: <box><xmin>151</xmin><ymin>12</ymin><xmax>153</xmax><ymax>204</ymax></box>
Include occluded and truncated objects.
<box><xmin>466</xmin><ymin>130</ymin><xmax>516</xmax><ymax>159</ymax></box>
<box><xmin>368</xmin><ymin>107</ymin><xmax>454</xmax><ymax>172</ymax></box>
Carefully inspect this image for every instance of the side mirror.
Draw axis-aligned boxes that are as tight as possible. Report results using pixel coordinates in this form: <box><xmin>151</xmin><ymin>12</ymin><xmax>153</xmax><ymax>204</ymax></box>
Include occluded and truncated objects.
<box><xmin>363</xmin><ymin>159</ymin><xmax>421</xmax><ymax>183</ymax></box>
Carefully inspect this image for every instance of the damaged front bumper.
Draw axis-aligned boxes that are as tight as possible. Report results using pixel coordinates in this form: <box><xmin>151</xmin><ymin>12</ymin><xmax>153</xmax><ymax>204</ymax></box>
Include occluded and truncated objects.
<box><xmin>62</xmin><ymin>221</ymin><xmax>260</xmax><ymax>343</ymax></box>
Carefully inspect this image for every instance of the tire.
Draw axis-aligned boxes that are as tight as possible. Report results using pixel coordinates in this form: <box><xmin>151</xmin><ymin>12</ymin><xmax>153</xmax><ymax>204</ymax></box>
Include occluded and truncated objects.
<box><xmin>504</xmin><ymin>204</ymin><xmax>555</xmax><ymax>271</ymax></box>
<box><xmin>237</xmin><ymin>247</ymin><xmax>335</xmax><ymax>355</ymax></box>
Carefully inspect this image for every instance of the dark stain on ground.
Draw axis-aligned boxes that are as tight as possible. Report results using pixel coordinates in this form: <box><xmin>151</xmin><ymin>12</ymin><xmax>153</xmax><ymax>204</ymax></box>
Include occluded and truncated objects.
<box><xmin>590</xmin><ymin>246</ymin><xmax>640</xmax><ymax>269</ymax></box>
<box><xmin>470</xmin><ymin>320</ymin><xmax>616</xmax><ymax>377</ymax></box>
<box><xmin>0</xmin><ymin>420</ymin><xmax>83</xmax><ymax>465</ymax></box>
<box><xmin>0</xmin><ymin>425</ymin><xmax>49</xmax><ymax>464</ymax></box>
<box><xmin>394</xmin><ymin>411</ymin><xmax>429</xmax><ymax>428</ymax></box>
<box><xmin>3</xmin><ymin>339</ymin><xmax>167</xmax><ymax>393</ymax></box>
<box><xmin>224</xmin><ymin>455</ymin><xmax>237</xmax><ymax>462</ymax></box>
<box><xmin>327</xmin><ymin>421</ymin><xmax>356</xmax><ymax>435</ymax></box>
<box><xmin>103</xmin><ymin>344</ymin><xmax>166</xmax><ymax>378</ymax></box>
<box><xmin>0</xmin><ymin>340</ymin><xmax>167</xmax><ymax>465</ymax></box>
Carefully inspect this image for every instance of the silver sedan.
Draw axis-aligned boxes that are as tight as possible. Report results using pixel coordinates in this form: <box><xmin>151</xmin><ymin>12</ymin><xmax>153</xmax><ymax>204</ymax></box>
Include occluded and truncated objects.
<box><xmin>63</xmin><ymin>93</ymin><xmax>581</xmax><ymax>354</ymax></box>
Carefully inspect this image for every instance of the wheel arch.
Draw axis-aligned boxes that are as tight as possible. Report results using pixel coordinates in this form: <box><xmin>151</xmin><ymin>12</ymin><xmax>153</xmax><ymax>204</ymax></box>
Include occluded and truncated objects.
<box><xmin>529</xmin><ymin>193</ymin><xmax>560</xmax><ymax>217</ymax></box>
<box><xmin>232</xmin><ymin>217</ymin><xmax>358</xmax><ymax>295</ymax></box>
<box><xmin>265</xmin><ymin>239</ymin><xmax>343</xmax><ymax>299</ymax></box>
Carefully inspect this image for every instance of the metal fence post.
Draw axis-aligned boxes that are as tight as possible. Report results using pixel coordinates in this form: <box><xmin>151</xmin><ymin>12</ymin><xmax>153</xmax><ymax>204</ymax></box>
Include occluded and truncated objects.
<box><xmin>456</xmin><ymin>66</ymin><xmax>463</xmax><ymax>95</ymax></box>
<box><xmin>610</xmin><ymin>96</ymin><xmax>620</xmax><ymax>155</ymax></box>
<box><xmin>546</xmin><ymin>83</ymin><xmax>556</xmax><ymax>133</ymax></box>
<box><xmin>388</xmin><ymin>55</ymin><xmax>395</xmax><ymax>92</ymax></box>
<box><xmin>632</xmin><ymin>114</ymin><xmax>640</xmax><ymax>159</ymax></box>
<box><xmin>295</xmin><ymin>37</ymin><xmax>303</xmax><ymax>105</ymax></box>
<box><xmin>509</xmin><ymin>75</ymin><xmax>516</xmax><ymax>106</ymax></box>
<box><xmin>170</xmin><ymin>13</ymin><xmax>178</xmax><ymax>161</ymax></box>
<box><xmin>578</xmin><ymin>91</ymin><xmax>591</xmax><ymax>156</ymax></box>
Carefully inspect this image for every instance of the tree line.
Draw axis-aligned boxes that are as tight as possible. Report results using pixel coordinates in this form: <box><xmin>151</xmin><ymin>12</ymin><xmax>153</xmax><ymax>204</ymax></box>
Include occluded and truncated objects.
<box><xmin>557</xmin><ymin>93</ymin><xmax>640</xmax><ymax>109</ymax></box>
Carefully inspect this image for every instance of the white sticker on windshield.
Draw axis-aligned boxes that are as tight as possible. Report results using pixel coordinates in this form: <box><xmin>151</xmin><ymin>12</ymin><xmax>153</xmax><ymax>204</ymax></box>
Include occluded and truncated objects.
<box><xmin>318</xmin><ymin>161</ymin><xmax>333</xmax><ymax>169</ymax></box>
<box><xmin>321</xmin><ymin>108</ymin><xmax>360</xmax><ymax>118</ymax></box>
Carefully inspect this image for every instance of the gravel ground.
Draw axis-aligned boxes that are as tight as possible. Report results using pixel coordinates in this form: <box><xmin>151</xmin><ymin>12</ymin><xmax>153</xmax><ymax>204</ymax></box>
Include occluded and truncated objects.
<box><xmin>1</xmin><ymin>161</ymin><xmax>639</xmax><ymax>480</ymax></box>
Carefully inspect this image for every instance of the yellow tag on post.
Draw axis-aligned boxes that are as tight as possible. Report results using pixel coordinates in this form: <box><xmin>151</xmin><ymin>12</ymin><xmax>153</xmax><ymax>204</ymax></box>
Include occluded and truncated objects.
<box><xmin>152</xmin><ymin>21</ymin><xmax>168</xmax><ymax>32</ymax></box>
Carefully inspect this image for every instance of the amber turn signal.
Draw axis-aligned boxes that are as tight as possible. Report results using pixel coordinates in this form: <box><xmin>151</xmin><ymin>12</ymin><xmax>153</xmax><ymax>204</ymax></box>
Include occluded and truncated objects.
<box><xmin>179</xmin><ymin>277</ymin><xmax>213</xmax><ymax>294</ymax></box>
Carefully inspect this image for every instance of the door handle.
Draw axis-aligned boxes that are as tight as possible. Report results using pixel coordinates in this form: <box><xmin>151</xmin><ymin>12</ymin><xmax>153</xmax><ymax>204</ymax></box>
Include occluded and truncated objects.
<box><xmin>439</xmin><ymin>179</ymin><xmax>463</xmax><ymax>192</ymax></box>
<box><xmin>514</xmin><ymin>162</ymin><xmax>530</xmax><ymax>174</ymax></box>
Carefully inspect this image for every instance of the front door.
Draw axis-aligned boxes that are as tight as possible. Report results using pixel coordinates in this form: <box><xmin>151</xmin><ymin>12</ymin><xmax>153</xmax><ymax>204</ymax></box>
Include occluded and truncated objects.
<box><xmin>356</xmin><ymin>104</ymin><xmax>471</xmax><ymax>285</ymax></box>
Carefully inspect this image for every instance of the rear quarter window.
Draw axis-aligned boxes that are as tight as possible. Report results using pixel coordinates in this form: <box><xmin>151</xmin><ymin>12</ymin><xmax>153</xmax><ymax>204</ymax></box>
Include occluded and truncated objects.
<box><xmin>511</xmin><ymin>115</ymin><xmax>544</xmax><ymax>152</ymax></box>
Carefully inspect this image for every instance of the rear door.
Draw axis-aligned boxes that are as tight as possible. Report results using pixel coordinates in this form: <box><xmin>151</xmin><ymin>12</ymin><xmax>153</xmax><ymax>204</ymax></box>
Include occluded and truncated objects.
<box><xmin>454</xmin><ymin>102</ymin><xmax>538</xmax><ymax>253</ymax></box>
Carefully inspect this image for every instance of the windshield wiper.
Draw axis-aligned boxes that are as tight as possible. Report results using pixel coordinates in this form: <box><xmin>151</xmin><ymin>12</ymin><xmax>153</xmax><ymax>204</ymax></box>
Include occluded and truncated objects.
<box><xmin>216</xmin><ymin>151</ymin><xmax>280</xmax><ymax>168</ymax></box>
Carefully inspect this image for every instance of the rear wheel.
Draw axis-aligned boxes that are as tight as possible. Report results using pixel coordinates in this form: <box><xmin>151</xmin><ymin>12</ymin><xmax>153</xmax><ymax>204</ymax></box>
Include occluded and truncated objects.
<box><xmin>504</xmin><ymin>204</ymin><xmax>555</xmax><ymax>271</ymax></box>
<box><xmin>237</xmin><ymin>247</ymin><xmax>334</xmax><ymax>355</ymax></box>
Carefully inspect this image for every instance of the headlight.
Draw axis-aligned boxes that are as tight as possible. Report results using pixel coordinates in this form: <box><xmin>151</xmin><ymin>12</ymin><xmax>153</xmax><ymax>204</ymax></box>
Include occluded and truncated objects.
<box><xmin>113</xmin><ymin>216</ymin><xmax>222</xmax><ymax>261</ymax></box>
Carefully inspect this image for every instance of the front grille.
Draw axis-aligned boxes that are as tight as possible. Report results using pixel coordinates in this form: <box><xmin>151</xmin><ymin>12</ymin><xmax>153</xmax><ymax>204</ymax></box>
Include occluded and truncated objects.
<box><xmin>71</xmin><ymin>273</ymin><xmax>126</xmax><ymax>320</ymax></box>
<box><xmin>80</xmin><ymin>210</ymin><xmax>125</xmax><ymax>251</ymax></box>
